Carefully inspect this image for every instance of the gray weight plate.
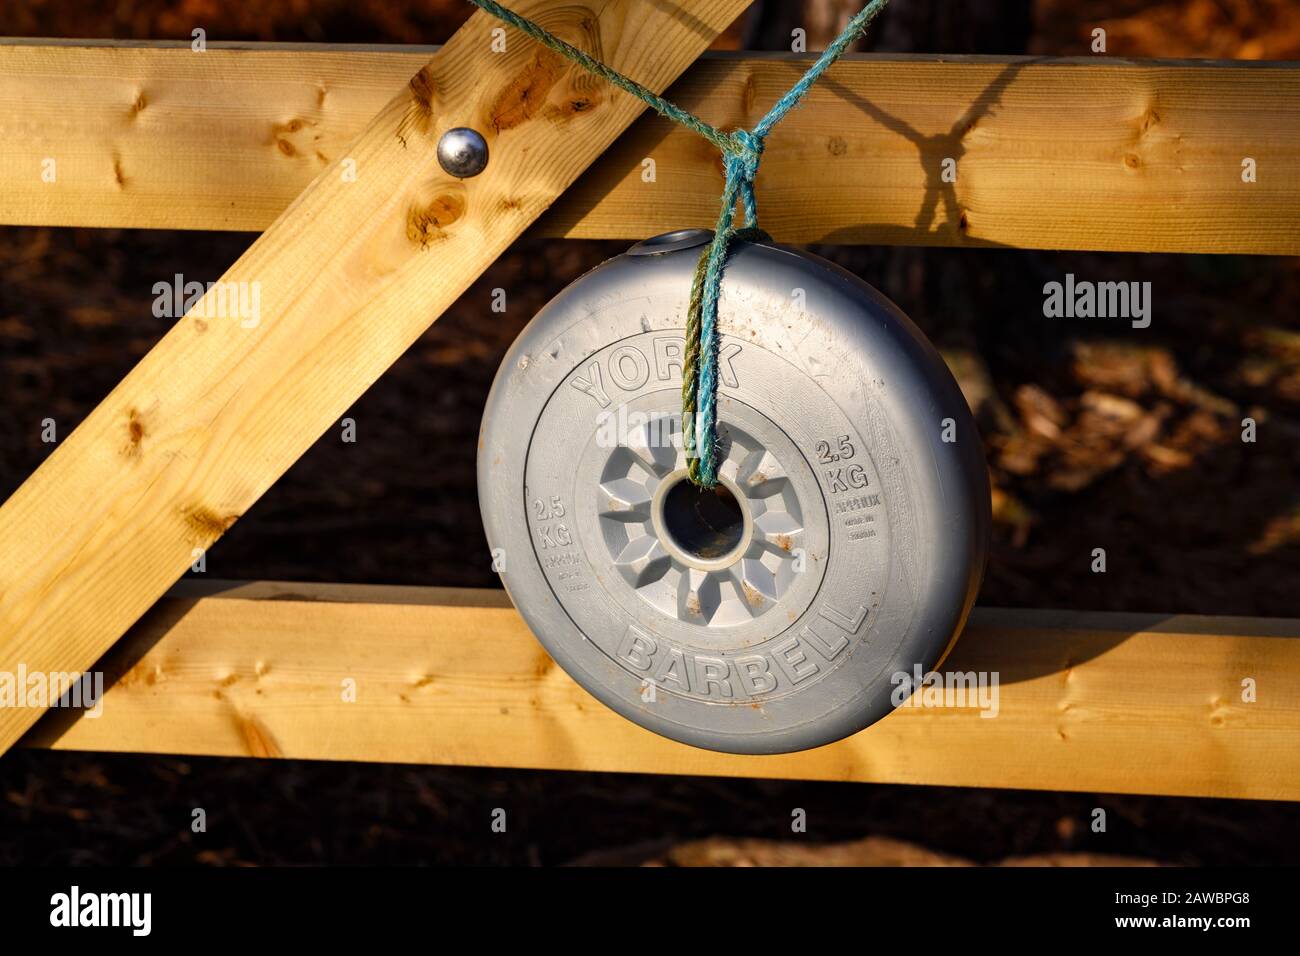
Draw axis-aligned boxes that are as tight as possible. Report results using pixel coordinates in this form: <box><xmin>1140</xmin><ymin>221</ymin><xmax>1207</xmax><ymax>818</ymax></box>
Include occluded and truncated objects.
<box><xmin>478</xmin><ymin>229</ymin><xmax>989</xmax><ymax>754</ymax></box>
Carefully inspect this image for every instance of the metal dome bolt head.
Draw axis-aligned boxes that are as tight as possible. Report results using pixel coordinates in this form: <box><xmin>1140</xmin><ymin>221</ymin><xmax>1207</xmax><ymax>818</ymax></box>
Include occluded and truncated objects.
<box><xmin>436</xmin><ymin>127</ymin><xmax>489</xmax><ymax>179</ymax></box>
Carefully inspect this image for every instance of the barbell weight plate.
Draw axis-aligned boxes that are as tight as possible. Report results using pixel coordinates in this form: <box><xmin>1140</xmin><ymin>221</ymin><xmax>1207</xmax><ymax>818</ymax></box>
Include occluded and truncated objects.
<box><xmin>478</xmin><ymin>230</ymin><xmax>989</xmax><ymax>754</ymax></box>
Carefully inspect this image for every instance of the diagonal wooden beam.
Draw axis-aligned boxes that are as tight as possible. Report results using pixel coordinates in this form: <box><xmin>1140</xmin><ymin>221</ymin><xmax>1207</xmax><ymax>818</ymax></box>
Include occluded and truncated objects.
<box><xmin>23</xmin><ymin>581</ymin><xmax>1300</xmax><ymax>801</ymax></box>
<box><xmin>0</xmin><ymin>0</ymin><xmax>753</xmax><ymax>756</ymax></box>
<box><xmin>2</xmin><ymin>42</ymin><xmax>1300</xmax><ymax>252</ymax></box>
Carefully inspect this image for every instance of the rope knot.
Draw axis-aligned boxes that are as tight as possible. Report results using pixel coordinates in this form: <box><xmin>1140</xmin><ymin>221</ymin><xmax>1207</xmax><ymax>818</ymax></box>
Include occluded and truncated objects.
<box><xmin>728</xmin><ymin>128</ymin><xmax>764</xmax><ymax>182</ymax></box>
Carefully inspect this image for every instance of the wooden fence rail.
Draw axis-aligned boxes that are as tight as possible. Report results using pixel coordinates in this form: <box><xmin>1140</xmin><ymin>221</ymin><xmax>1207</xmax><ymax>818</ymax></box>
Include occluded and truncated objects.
<box><xmin>23</xmin><ymin>580</ymin><xmax>1300</xmax><ymax>802</ymax></box>
<box><xmin>3</xmin><ymin>25</ymin><xmax>1298</xmax><ymax>797</ymax></box>
<box><xmin>1</xmin><ymin>41</ymin><xmax>1299</xmax><ymax>252</ymax></box>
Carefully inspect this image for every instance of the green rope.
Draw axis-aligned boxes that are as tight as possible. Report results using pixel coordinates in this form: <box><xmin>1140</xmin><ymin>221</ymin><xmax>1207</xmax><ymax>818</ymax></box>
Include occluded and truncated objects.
<box><xmin>468</xmin><ymin>0</ymin><xmax>890</xmax><ymax>486</ymax></box>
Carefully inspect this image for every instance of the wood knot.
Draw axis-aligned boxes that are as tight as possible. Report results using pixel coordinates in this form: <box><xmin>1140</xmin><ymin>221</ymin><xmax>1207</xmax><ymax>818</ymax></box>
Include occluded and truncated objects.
<box><xmin>122</xmin><ymin>406</ymin><xmax>150</xmax><ymax>458</ymax></box>
<box><xmin>554</xmin><ymin>93</ymin><xmax>597</xmax><ymax>118</ymax></box>
<box><xmin>398</xmin><ymin>66</ymin><xmax>438</xmax><ymax>145</ymax></box>
<box><xmin>181</xmin><ymin>505</ymin><xmax>240</xmax><ymax>545</ymax></box>
<box><xmin>237</xmin><ymin>714</ymin><xmax>283</xmax><ymax>759</ymax></box>
<box><xmin>742</xmin><ymin>72</ymin><xmax>759</xmax><ymax>118</ymax></box>
<box><xmin>487</xmin><ymin>49</ymin><xmax>566</xmax><ymax>132</ymax></box>
<box><xmin>407</xmin><ymin>191</ymin><xmax>466</xmax><ymax>248</ymax></box>
<box><xmin>271</xmin><ymin>118</ymin><xmax>314</xmax><ymax>157</ymax></box>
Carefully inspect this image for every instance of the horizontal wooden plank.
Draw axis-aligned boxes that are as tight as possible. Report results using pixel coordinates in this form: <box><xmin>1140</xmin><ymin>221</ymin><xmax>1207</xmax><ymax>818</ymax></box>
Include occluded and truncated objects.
<box><xmin>23</xmin><ymin>580</ymin><xmax>1300</xmax><ymax>800</ymax></box>
<box><xmin>1</xmin><ymin>42</ymin><xmax>1299</xmax><ymax>252</ymax></box>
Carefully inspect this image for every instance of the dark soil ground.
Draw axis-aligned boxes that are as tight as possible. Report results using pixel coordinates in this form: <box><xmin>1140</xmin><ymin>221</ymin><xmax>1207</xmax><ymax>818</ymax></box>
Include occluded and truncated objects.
<box><xmin>1</xmin><ymin>1</ymin><xmax>1298</xmax><ymax>866</ymax></box>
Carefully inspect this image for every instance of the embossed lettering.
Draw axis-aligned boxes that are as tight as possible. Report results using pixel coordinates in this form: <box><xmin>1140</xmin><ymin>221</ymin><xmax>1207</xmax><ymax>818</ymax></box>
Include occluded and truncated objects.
<box><xmin>801</xmin><ymin>604</ymin><xmax>867</xmax><ymax>661</ymax></box>
<box><xmin>735</xmin><ymin>654</ymin><xmax>777</xmax><ymax>695</ymax></box>
<box><xmin>570</xmin><ymin>361</ymin><xmax>611</xmax><ymax>407</ymax></box>
<box><xmin>825</xmin><ymin>463</ymin><xmax>868</xmax><ymax>493</ymax></box>
<box><xmin>653</xmin><ymin>336</ymin><xmax>684</xmax><ymax>381</ymax></box>
<box><xmin>693</xmin><ymin>656</ymin><xmax>734</xmax><ymax>699</ymax></box>
<box><xmin>718</xmin><ymin>342</ymin><xmax>742</xmax><ymax>388</ymax></box>
<box><xmin>773</xmin><ymin>636</ymin><xmax>820</xmax><ymax>684</ymax></box>
<box><xmin>652</xmin><ymin>646</ymin><xmax>692</xmax><ymax>692</ymax></box>
<box><xmin>618</xmin><ymin>626</ymin><xmax>657</xmax><ymax>671</ymax></box>
<box><xmin>608</xmin><ymin>345</ymin><xmax>650</xmax><ymax>391</ymax></box>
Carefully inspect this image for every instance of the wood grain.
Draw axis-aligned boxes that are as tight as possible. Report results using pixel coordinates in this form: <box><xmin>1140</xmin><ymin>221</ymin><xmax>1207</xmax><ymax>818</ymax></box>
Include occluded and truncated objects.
<box><xmin>0</xmin><ymin>0</ymin><xmax>752</xmax><ymax>757</ymax></box>
<box><xmin>24</xmin><ymin>581</ymin><xmax>1300</xmax><ymax>801</ymax></box>
<box><xmin>1</xmin><ymin>42</ymin><xmax>1298</xmax><ymax>252</ymax></box>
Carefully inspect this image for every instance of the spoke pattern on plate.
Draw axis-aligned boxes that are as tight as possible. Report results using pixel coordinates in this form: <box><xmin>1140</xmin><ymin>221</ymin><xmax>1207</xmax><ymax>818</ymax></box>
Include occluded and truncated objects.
<box><xmin>597</xmin><ymin>415</ymin><xmax>808</xmax><ymax>627</ymax></box>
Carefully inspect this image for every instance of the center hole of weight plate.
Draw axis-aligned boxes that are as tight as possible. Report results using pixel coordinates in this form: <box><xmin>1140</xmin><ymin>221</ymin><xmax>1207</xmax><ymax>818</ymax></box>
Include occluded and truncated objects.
<box><xmin>660</xmin><ymin>478</ymin><xmax>746</xmax><ymax>562</ymax></box>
